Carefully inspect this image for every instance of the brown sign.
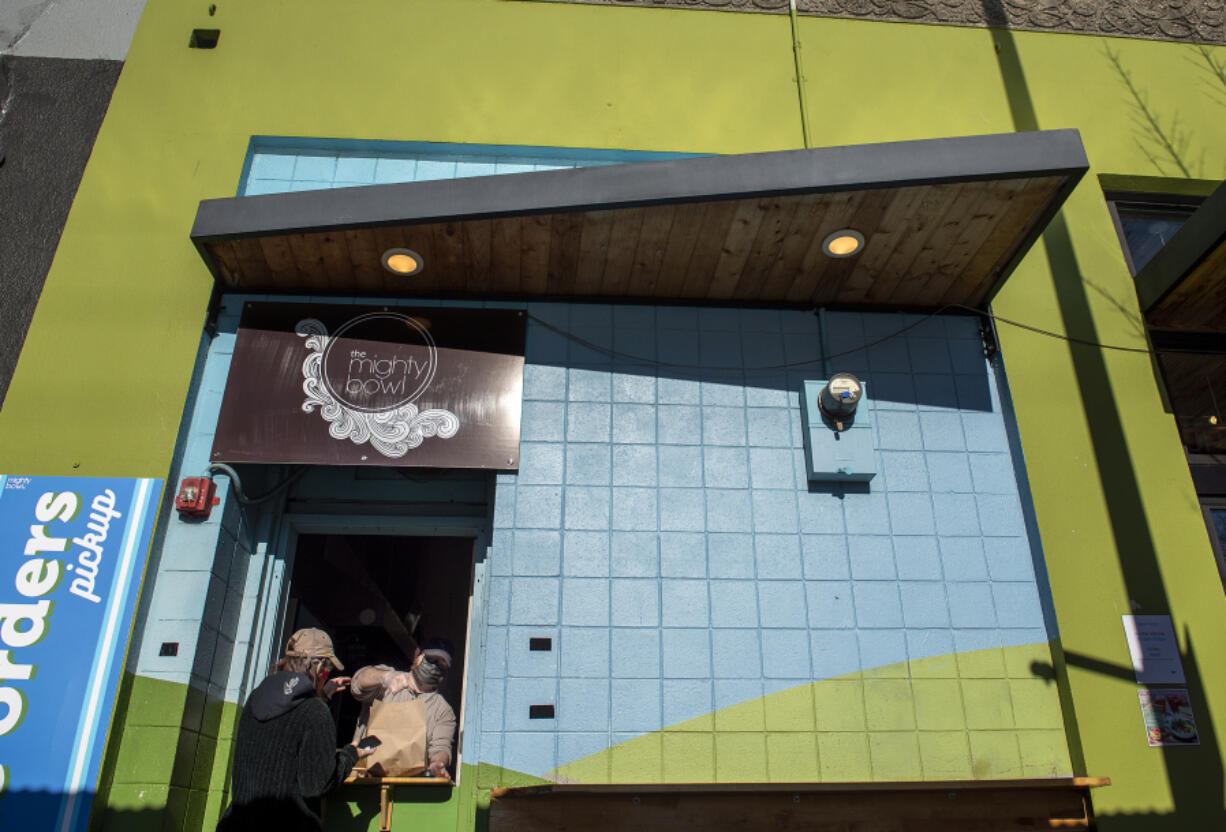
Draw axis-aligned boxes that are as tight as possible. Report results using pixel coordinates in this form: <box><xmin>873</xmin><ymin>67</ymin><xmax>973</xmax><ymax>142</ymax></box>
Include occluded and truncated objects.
<box><xmin>212</xmin><ymin>303</ymin><xmax>525</xmax><ymax>469</ymax></box>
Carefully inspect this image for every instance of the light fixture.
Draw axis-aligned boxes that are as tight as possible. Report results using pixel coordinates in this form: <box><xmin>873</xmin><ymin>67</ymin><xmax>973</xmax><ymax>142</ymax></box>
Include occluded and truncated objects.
<box><xmin>822</xmin><ymin>229</ymin><xmax>865</xmax><ymax>258</ymax></box>
<box><xmin>381</xmin><ymin>248</ymin><xmax>424</xmax><ymax>276</ymax></box>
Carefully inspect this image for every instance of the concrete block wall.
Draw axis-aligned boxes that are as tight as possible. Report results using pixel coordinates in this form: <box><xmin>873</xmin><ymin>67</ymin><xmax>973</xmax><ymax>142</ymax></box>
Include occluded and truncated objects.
<box><xmin>103</xmin><ymin>300</ymin><xmax>262</xmax><ymax>830</ymax></box>
<box><xmin>476</xmin><ymin>303</ymin><xmax>1066</xmax><ymax>783</ymax></box>
<box><xmin>106</xmin><ymin>292</ymin><xmax>1067</xmax><ymax>815</ymax></box>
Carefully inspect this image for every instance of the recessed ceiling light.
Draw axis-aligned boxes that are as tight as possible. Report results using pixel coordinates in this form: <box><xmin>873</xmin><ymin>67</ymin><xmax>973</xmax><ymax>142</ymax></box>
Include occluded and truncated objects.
<box><xmin>822</xmin><ymin>229</ymin><xmax>865</xmax><ymax>258</ymax></box>
<box><xmin>381</xmin><ymin>248</ymin><xmax>424</xmax><ymax>276</ymax></box>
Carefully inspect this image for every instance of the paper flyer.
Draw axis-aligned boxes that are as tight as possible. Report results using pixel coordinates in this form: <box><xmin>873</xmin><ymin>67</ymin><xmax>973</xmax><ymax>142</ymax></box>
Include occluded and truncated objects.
<box><xmin>1138</xmin><ymin>688</ymin><xmax>1200</xmax><ymax>747</ymax></box>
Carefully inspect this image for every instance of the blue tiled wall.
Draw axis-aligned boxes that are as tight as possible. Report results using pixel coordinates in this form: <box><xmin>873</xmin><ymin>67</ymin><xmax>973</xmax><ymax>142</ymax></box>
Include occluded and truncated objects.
<box><xmin>134</xmin><ymin>288</ymin><xmax>1055</xmax><ymax>781</ymax></box>
<box><xmin>151</xmin><ymin>145</ymin><xmax>1057</xmax><ymax>781</ymax></box>
<box><xmin>478</xmin><ymin>304</ymin><xmax>1051</xmax><ymax>777</ymax></box>
<box><xmin>240</xmin><ymin>139</ymin><xmax>696</xmax><ymax>195</ymax></box>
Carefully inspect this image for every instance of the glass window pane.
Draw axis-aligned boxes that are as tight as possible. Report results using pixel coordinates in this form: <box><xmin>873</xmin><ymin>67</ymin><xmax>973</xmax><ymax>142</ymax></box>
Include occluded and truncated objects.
<box><xmin>1118</xmin><ymin>211</ymin><xmax>1189</xmax><ymax>272</ymax></box>
<box><xmin>1210</xmin><ymin>508</ymin><xmax>1226</xmax><ymax>548</ymax></box>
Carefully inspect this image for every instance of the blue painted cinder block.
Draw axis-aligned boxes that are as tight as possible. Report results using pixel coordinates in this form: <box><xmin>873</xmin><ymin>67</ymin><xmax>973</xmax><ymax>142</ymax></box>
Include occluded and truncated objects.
<box><xmin>800</xmin><ymin>380</ymin><xmax>877</xmax><ymax>482</ymax></box>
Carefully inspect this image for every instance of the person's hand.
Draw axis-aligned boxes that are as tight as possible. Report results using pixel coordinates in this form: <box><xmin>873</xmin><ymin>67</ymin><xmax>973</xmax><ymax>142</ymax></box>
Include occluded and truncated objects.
<box><xmin>385</xmin><ymin>670</ymin><xmax>413</xmax><ymax>696</ymax></box>
<box><xmin>350</xmin><ymin>740</ymin><xmax>376</xmax><ymax>760</ymax></box>
<box><xmin>323</xmin><ymin>675</ymin><xmax>351</xmax><ymax>699</ymax></box>
<box><xmin>428</xmin><ymin>759</ymin><xmax>448</xmax><ymax>779</ymax></box>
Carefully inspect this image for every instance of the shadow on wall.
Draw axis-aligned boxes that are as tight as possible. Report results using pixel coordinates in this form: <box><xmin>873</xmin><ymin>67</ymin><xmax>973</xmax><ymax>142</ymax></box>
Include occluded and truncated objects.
<box><xmin>986</xmin><ymin>5</ymin><xmax>1224</xmax><ymax>827</ymax></box>
<box><xmin>322</xmin><ymin>783</ymin><xmax>456</xmax><ymax>831</ymax></box>
<box><xmin>1</xmin><ymin>790</ymin><xmax>163</xmax><ymax>832</ymax></box>
<box><xmin>523</xmin><ymin>306</ymin><xmax>994</xmax><ymax>414</ymax></box>
<box><xmin>1102</xmin><ymin>42</ymin><xmax>1226</xmax><ymax>180</ymax></box>
<box><xmin>89</xmin><ymin>672</ymin><xmax>240</xmax><ymax>832</ymax></box>
<box><xmin>90</xmin><ymin>510</ymin><xmax>254</xmax><ymax>832</ymax></box>
<box><xmin>2</xmin><ymin>787</ymin><xmax>458</xmax><ymax>832</ymax></box>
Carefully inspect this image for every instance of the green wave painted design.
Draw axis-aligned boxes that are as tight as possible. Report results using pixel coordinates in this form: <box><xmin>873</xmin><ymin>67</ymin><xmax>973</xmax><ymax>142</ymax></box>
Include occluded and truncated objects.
<box><xmin>484</xmin><ymin>642</ymin><xmax>1073</xmax><ymax>786</ymax></box>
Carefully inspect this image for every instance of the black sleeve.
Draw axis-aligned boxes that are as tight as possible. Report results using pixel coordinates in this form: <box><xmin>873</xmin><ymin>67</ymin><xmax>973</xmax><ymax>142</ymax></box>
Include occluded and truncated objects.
<box><xmin>298</xmin><ymin>700</ymin><xmax>359</xmax><ymax>798</ymax></box>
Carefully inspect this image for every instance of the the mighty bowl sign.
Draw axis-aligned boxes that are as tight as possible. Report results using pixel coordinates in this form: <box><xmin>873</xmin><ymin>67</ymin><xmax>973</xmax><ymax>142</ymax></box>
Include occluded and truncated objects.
<box><xmin>213</xmin><ymin>303</ymin><xmax>526</xmax><ymax>468</ymax></box>
<box><xmin>324</xmin><ymin>313</ymin><xmax>439</xmax><ymax>413</ymax></box>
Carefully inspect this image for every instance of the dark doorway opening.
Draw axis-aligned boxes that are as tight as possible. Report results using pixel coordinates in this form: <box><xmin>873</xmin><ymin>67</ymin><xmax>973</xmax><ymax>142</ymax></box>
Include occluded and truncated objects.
<box><xmin>284</xmin><ymin>534</ymin><xmax>473</xmax><ymax>748</ymax></box>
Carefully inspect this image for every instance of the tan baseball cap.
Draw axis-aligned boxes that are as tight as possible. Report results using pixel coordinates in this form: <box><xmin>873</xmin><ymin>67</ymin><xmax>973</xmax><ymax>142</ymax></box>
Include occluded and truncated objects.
<box><xmin>285</xmin><ymin>627</ymin><xmax>344</xmax><ymax>670</ymax></box>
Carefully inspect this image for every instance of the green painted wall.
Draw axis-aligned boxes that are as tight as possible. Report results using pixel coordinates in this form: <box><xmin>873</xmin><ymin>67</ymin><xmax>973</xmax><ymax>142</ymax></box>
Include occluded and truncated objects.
<box><xmin>92</xmin><ymin>674</ymin><xmax>238</xmax><ymax>832</ymax></box>
<box><xmin>790</xmin><ymin>16</ymin><xmax>1226</xmax><ymax>824</ymax></box>
<box><xmin>0</xmin><ymin>0</ymin><xmax>801</xmax><ymax>478</ymax></box>
<box><xmin>2</xmin><ymin>1</ymin><xmax>1224</xmax><ymax>828</ymax></box>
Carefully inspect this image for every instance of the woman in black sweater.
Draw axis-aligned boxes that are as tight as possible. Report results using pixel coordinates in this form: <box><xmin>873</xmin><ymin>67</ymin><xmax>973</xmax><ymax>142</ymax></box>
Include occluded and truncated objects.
<box><xmin>217</xmin><ymin>629</ymin><xmax>373</xmax><ymax>832</ymax></box>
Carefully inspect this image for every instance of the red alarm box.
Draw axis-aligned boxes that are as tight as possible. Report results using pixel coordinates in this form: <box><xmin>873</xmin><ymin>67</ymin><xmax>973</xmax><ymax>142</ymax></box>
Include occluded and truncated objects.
<box><xmin>175</xmin><ymin>477</ymin><xmax>219</xmax><ymax>519</ymax></box>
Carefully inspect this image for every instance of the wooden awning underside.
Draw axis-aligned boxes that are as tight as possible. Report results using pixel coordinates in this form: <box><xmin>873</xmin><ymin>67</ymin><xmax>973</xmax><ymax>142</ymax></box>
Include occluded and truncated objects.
<box><xmin>191</xmin><ymin>131</ymin><xmax>1088</xmax><ymax>310</ymax></box>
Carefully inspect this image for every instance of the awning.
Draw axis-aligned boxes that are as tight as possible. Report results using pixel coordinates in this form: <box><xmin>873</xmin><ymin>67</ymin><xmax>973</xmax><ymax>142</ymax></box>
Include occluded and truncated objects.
<box><xmin>1136</xmin><ymin>180</ymin><xmax>1226</xmax><ymax>330</ymax></box>
<box><xmin>1134</xmin><ymin>181</ymin><xmax>1226</xmax><ymax>451</ymax></box>
<box><xmin>191</xmin><ymin>130</ymin><xmax>1088</xmax><ymax>310</ymax></box>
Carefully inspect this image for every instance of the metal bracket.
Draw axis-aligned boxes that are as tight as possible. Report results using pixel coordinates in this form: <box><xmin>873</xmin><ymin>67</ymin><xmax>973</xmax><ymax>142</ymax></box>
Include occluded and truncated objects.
<box><xmin>380</xmin><ymin>784</ymin><xmax>395</xmax><ymax>831</ymax></box>
<box><xmin>978</xmin><ymin>311</ymin><xmax>1000</xmax><ymax>359</ymax></box>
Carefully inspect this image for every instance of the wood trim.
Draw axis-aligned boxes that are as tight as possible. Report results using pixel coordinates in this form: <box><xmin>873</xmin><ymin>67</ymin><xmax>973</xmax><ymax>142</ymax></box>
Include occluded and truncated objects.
<box><xmin>343</xmin><ymin>775</ymin><xmax>453</xmax><ymax>786</ymax></box>
<box><xmin>488</xmin><ymin>778</ymin><xmax>1109</xmax><ymax>832</ymax></box>
<box><xmin>491</xmin><ymin>776</ymin><xmax>1110</xmax><ymax>797</ymax></box>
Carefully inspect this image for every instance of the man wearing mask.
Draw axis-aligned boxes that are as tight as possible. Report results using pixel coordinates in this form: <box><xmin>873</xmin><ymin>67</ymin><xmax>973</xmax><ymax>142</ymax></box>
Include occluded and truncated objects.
<box><xmin>350</xmin><ymin>637</ymin><xmax>457</xmax><ymax>778</ymax></box>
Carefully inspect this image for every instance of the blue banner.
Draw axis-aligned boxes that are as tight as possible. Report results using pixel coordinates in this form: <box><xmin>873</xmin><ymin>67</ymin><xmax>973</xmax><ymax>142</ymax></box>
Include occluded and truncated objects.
<box><xmin>0</xmin><ymin>475</ymin><xmax>160</xmax><ymax>831</ymax></box>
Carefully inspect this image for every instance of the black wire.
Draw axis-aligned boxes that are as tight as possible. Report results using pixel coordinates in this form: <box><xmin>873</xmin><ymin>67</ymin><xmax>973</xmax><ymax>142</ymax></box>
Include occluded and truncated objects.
<box><xmin>948</xmin><ymin>304</ymin><xmax>1155</xmax><ymax>356</ymax></box>
<box><xmin>207</xmin><ymin>462</ymin><xmax>309</xmax><ymax>504</ymax></box>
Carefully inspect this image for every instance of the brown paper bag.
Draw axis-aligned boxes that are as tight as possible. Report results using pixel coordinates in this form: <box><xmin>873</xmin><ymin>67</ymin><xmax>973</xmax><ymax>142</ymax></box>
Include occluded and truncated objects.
<box><xmin>355</xmin><ymin>697</ymin><xmax>428</xmax><ymax>777</ymax></box>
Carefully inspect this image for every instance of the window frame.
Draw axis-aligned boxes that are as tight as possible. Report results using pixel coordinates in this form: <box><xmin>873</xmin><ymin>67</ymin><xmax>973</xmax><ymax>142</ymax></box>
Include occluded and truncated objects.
<box><xmin>1198</xmin><ymin>499</ymin><xmax>1226</xmax><ymax>593</ymax></box>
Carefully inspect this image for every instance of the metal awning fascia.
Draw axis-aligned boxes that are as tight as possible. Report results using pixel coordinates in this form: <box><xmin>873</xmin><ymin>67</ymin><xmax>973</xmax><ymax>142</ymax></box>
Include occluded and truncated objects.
<box><xmin>191</xmin><ymin>129</ymin><xmax>1089</xmax><ymax>297</ymax></box>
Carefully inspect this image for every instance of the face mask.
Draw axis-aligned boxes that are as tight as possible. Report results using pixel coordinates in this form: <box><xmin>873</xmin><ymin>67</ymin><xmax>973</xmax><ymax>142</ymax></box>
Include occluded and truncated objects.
<box><xmin>412</xmin><ymin>655</ymin><xmax>445</xmax><ymax>690</ymax></box>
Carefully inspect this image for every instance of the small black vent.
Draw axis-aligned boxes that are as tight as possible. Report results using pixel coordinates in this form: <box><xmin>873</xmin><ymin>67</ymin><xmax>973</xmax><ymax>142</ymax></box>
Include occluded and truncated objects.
<box><xmin>159</xmin><ymin>642</ymin><xmax>179</xmax><ymax>657</ymax></box>
<box><xmin>528</xmin><ymin>705</ymin><xmax>555</xmax><ymax>720</ymax></box>
<box><xmin>529</xmin><ymin>637</ymin><xmax>552</xmax><ymax>651</ymax></box>
<box><xmin>190</xmin><ymin>29</ymin><xmax>220</xmax><ymax>49</ymax></box>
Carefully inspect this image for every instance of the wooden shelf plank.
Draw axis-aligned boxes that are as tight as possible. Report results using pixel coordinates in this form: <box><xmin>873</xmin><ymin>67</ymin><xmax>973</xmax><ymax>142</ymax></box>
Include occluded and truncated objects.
<box><xmin>343</xmin><ymin>775</ymin><xmax>452</xmax><ymax>786</ymax></box>
<box><xmin>492</xmin><ymin>776</ymin><xmax>1110</xmax><ymax>798</ymax></box>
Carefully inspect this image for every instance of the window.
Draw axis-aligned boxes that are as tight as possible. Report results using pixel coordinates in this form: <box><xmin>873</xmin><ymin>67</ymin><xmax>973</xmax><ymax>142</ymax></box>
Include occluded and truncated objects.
<box><xmin>284</xmin><ymin>533</ymin><xmax>474</xmax><ymax>759</ymax></box>
<box><xmin>1105</xmin><ymin>193</ymin><xmax>1201</xmax><ymax>274</ymax></box>
<box><xmin>1199</xmin><ymin>502</ymin><xmax>1226</xmax><ymax>593</ymax></box>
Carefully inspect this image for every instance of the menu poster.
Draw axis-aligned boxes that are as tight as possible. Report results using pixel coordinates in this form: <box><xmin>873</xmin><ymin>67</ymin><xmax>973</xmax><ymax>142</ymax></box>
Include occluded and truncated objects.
<box><xmin>1122</xmin><ymin>614</ymin><xmax>1185</xmax><ymax>684</ymax></box>
<box><xmin>1138</xmin><ymin>689</ymin><xmax>1200</xmax><ymax>747</ymax></box>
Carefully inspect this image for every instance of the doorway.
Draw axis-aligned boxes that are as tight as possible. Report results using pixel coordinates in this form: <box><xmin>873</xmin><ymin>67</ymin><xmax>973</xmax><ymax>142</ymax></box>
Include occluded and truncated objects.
<box><xmin>283</xmin><ymin>533</ymin><xmax>474</xmax><ymax>750</ymax></box>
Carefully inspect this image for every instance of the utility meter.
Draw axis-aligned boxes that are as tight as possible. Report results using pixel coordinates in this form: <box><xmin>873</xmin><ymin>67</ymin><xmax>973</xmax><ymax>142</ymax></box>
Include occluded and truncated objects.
<box><xmin>819</xmin><ymin>372</ymin><xmax>863</xmax><ymax>431</ymax></box>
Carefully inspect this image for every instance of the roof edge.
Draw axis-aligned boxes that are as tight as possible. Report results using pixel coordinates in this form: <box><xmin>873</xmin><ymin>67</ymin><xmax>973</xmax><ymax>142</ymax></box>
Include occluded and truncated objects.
<box><xmin>191</xmin><ymin>130</ymin><xmax>1090</xmax><ymax>243</ymax></box>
